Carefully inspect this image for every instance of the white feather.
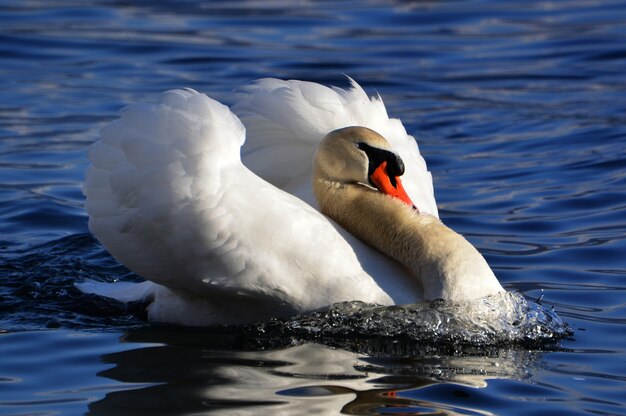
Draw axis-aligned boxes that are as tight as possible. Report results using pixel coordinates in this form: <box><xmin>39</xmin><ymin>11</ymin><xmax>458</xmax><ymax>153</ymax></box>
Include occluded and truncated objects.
<box><xmin>83</xmin><ymin>79</ymin><xmax>438</xmax><ymax>326</ymax></box>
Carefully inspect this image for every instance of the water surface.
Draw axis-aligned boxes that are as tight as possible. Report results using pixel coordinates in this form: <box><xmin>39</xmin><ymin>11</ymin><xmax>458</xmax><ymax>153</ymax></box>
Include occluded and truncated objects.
<box><xmin>1</xmin><ymin>1</ymin><xmax>625</xmax><ymax>415</ymax></box>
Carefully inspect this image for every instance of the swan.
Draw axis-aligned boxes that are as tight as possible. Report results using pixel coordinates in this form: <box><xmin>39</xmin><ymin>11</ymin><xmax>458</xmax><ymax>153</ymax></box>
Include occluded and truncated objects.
<box><xmin>80</xmin><ymin>79</ymin><xmax>504</xmax><ymax>326</ymax></box>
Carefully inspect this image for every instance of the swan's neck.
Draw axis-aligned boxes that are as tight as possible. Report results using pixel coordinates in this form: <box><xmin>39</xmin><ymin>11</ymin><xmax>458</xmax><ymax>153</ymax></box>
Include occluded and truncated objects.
<box><xmin>313</xmin><ymin>179</ymin><xmax>504</xmax><ymax>302</ymax></box>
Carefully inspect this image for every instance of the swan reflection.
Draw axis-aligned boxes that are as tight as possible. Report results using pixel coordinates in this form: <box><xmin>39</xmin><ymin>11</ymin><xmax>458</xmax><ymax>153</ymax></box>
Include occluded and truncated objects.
<box><xmin>88</xmin><ymin>327</ymin><xmax>541</xmax><ymax>415</ymax></box>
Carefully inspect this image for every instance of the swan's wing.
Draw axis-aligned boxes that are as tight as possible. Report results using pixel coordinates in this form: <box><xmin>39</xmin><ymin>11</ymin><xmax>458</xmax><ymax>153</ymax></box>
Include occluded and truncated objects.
<box><xmin>233</xmin><ymin>78</ymin><xmax>439</xmax><ymax>217</ymax></box>
<box><xmin>84</xmin><ymin>89</ymin><xmax>391</xmax><ymax>323</ymax></box>
<box><xmin>84</xmin><ymin>89</ymin><xmax>244</xmax><ymax>293</ymax></box>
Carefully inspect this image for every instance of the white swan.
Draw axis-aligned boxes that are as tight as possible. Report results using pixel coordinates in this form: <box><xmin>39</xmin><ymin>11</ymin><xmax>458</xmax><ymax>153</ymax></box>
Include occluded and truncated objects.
<box><xmin>81</xmin><ymin>79</ymin><xmax>503</xmax><ymax>326</ymax></box>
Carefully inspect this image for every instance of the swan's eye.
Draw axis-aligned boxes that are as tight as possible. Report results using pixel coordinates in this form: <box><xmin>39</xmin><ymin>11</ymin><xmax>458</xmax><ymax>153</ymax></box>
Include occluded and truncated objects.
<box><xmin>356</xmin><ymin>142</ymin><xmax>405</xmax><ymax>179</ymax></box>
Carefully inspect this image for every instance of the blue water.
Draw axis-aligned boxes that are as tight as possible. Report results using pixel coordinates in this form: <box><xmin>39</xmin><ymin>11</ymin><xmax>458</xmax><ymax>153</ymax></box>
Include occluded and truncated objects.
<box><xmin>1</xmin><ymin>1</ymin><xmax>625</xmax><ymax>415</ymax></box>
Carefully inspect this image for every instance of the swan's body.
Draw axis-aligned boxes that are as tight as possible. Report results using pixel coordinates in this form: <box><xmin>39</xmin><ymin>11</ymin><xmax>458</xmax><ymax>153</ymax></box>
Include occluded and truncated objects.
<box><xmin>81</xmin><ymin>79</ymin><xmax>503</xmax><ymax>326</ymax></box>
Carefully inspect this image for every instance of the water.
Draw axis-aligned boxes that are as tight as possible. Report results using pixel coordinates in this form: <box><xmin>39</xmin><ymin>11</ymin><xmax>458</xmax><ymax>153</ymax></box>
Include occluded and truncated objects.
<box><xmin>1</xmin><ymin>1</ymin><xmax>625</xmax><ymax>414</ymax></box>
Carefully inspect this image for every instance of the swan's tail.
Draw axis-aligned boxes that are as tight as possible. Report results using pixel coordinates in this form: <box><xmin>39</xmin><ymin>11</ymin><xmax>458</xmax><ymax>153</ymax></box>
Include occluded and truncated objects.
<box><xmin>76</xmin><ymin>280</ymin><xmax>231</xmax><ymax>326</ymax></box>
<box><xmin>76</xmin><ymin>280</ymin><xmax>155</xmax><ymax>304</ymax></box>
<box><xmin>233</xmin><ymin>78</ymin><xmax>438</xmax><ymax>217</ymax></box>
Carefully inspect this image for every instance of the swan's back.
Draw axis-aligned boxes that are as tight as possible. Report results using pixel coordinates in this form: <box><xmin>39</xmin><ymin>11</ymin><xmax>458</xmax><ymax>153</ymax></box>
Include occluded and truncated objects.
<box><xmin>233</xmin><ymin>78</ymin><xmax>438</xmax><ymax>217</ymax></box>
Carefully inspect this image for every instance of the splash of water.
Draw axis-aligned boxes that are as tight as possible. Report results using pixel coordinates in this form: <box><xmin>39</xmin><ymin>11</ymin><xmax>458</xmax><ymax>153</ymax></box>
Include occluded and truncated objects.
<box><xmin>251</xmin><ymin>292</ymin><xmax>571</xmax><ymax>352</ymax></box>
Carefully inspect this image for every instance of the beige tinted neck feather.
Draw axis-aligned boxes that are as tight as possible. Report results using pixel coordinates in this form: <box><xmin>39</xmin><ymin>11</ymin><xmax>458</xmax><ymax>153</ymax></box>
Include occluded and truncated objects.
<box><xmin>313</xmin><ymin>178</ymin><xmax>504</xmax><ymax>302</ymax></box>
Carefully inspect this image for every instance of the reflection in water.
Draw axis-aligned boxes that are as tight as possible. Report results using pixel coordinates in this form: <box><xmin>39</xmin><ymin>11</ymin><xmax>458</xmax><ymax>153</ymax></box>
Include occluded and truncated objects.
<box><xmin>89</xmin><ymin>328</ymin><xmax>542</xmax><ymax>415</ymax></box>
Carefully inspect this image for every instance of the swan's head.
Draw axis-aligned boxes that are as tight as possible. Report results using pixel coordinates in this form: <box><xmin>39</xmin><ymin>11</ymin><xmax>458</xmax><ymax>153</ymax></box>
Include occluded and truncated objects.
<box><xmin>314</xmin><ymin>126</ymin><xmax>416</xmax><ymax>208</ymax></box>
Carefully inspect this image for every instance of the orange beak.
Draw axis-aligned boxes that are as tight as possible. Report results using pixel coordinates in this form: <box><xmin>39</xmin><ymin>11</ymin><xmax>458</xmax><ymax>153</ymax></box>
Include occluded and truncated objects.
<box><xmin>370</xmin><ymin>161</ymin><xmax>418</xmax><ymax>211</ymax></box>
